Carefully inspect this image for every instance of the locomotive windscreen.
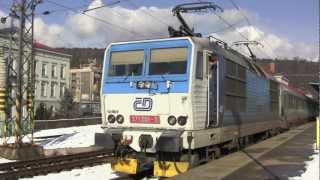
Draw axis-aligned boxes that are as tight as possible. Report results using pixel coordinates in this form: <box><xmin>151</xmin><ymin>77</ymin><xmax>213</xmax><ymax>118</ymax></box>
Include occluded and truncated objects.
<box><xmin>108</xmin><ymin>50</ymin><xmax>144</xmax><ymax>76</ymax></box>
<box><xmin>149</xmin><ymin>47</ymin><xmax>188</xmax><ymax>75</ymax></box>
<box><xmin>103</xmin><ymin>38</ymin><xmax>192</xmax><ymax>95</ymax></box>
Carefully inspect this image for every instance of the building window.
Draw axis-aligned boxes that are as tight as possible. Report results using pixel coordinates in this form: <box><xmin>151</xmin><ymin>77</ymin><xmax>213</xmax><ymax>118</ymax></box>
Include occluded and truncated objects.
<box><xmin>60</xmin><ymin>83</ymin><xmax>66</xmax><ymax>97</ymax></box>
<box><xmin>34</xmin><ymin>60</ymin><xmax>38</xmax><ymax>77</ymax></box>
<box><xmin>42</xmin><ymin>63</ymin><xmax>48</xmax><ymax>77</ymax></box>
<box><xmin>51</xmin><ymin>64</ymin><xmax>57</xmax><ymax>78</ymax></box>
<box><xmin>71</xmin><ymin>73</ymin><xmax>76</xmax><ymax>81</ymax></box>
<box><xmin>50</xmin><ymin>82</ymin><xmax>56</xmax><ymax>97</ymax></box>
<box><xmin>60</xmin><ymin>65</ymin><xmax>65</xmax><ymax>79</ymax></box>
<box><xmin>35</xmin><ymin>81</ymin><xmax>39</xmax><ymax>97</ymax></box>
<box><xmin>41</xmin><ymin>81</ymin><xmax>47</xmax><ymax>97</ymax></box>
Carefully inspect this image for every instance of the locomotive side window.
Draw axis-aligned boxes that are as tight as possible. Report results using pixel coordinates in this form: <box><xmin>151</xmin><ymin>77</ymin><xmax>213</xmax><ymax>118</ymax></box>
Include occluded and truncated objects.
<box><xmin>238</xmin><ymin>66</ymin><xmax>246</xmax><ymax>80</ymax></box>
<box><xmin>196</xmin><ymin>51</ymin><xmax>203</xmax><ymax>79</ymax></box>
<box><xmin>225</xmin><ymin>59</ymin><xmax>247</xmax><ymax>112</ymax></box>
<box><xmin>226</xmin><ymin>60</ymin><xmax>237</xmax><ymax>76</ymax></box>
<box><xmin>149</xmin><ymin>47</ymin><xmax>188</xmax><ymax>75</ymax></box>
<box><xmin>109</xmin><ymin>50</ymin><xmax>144</xmax><ymax>77</ymax></box>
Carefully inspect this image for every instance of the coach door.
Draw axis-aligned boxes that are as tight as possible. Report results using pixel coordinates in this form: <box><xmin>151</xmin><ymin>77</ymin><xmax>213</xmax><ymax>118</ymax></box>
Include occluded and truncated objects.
<box><xmin>205</xmin><ymin>51</ymin><xmax>219</xmax><ymax>128</ymax></box>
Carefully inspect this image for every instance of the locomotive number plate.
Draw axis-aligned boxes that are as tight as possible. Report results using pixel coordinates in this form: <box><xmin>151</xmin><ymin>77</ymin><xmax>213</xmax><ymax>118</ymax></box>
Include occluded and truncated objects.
<box><xmin>130</xmin><ymin>115</ymin><xmax>160</xmax><ymax>124</ymax></box>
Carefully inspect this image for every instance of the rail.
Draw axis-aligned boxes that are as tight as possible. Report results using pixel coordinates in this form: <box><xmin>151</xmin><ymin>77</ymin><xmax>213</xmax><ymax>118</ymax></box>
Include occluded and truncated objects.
<box><xmin>0</xmin><ymin>149</ymin><xmax>114</xmax><ymax>179</ymax></box>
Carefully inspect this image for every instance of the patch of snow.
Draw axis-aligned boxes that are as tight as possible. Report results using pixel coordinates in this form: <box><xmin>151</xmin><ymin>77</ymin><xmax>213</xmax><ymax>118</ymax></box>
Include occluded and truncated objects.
<box><xmin>34</xmin><ymin>125</ymin><xmax>104</xmax><ymax>149</ymax></box>
<box><xmin>0</xmin><ymin>158</ymin><xmax>15</xmax><ymax>164</ymax></box>
<box><xmin>1</xmin><ymin>125</ymin><xmax>120</xmax><ymax>179</ymax></box>
<box><xmin>0</xmin><ymin>125</ymin><xmax>104</xmax><ymax>164</ymax></box>
<box><xmin>290</xmin><ymin>143</ymin><xmax>319</xmax><ymax>180</ymax></box>
<box><xmin>1</xmin><ymin>125</ymin><xmax>104</xmax><ymax>149</ymax></box>
<box><xmin>21</xmin><ymin>163</ymin><xmax>121</xmax><ymax>180</ymax></box>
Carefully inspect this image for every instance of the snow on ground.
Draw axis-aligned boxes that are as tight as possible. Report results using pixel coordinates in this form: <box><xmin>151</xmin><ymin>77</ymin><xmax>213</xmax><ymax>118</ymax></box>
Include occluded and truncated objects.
<box><xmin>21</xmin><ymin>163</ymin><xmax>120</xmax><ymax>180</ymax></box>
<box><xmin>1</xmin><ymin>125</ymin><xmax>319</xmax><ymax>179</ymax></box>
<box><xmin>290</xmin><ymin>143</ymin><xmax>319</xmax><ymax>180</ymax></box>
<box><xmin>0</xmin><ymin>125</ymin><xmax>122</xmax><ymax>180</ymax></box>
<box><xmin>33</xmin><ymin>125</ymin><xmax>104</xmax><ymax>149</ymax></box>
<box><xmin>0</xmin><ymin>125</ymin><xmax>104</xmax><ymax>149</ymax></box>
<box><xmin>0</xmin><ymin>158</ymin><xmax>15</xmax><ymax>164</ymax></box>
<box><xmin>23</xmin><ymin>125</ymin><xmax>121</xmax><ymax>179</ymax></box>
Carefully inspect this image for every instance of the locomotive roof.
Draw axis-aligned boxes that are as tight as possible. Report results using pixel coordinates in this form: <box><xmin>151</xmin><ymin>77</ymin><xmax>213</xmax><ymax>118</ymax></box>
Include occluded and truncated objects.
<box><xmin>191</xmin><ymin>37</ymin><xmax>317</xmax><ymax>102</ymax></box>
<box><xmin>107</xmin><ymin>36</ymin><xmax>315</xmax><ymax>101</ymax></box>
<box><xmin>190</xmin><ymin>37</ymin><xmax>275</xmax><ymax>81</ymax></box>
<box><xmin>108</xmin><ymin>36</ymin><xmax>275</xmax><ymax>81</ymax></box>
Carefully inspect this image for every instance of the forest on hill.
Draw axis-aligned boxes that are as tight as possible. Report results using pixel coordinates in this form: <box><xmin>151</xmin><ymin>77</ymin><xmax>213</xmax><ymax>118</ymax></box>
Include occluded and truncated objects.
<box><xmin>258</xmin><ymin>58</ymin><xmax>319</xmax><ymax>97</ymax></box>
<box><xmin>57</xmin><ymin>48</ymin><xmax>105</xmax><ymax>67</ymax></box>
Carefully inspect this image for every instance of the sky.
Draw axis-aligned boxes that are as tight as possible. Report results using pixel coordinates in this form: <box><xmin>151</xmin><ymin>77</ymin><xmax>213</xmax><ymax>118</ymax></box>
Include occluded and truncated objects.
<box><xmin>0</xmin><ymin>0</ymin><xmax>319</xmax><ymax>61</ymax></box>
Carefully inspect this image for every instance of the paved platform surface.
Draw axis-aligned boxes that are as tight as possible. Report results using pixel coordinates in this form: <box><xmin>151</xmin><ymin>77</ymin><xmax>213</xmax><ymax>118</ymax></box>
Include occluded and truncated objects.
<box><xmin>171</xmin><ymin>122</ymin><xmax>316</xmax><ymax>180</ymax></box>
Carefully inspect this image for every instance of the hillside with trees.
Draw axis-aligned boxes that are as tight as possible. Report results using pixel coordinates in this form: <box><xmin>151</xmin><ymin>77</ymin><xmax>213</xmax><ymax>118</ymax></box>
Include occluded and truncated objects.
<box><xmin>258</xmin><ymin>58</ymin><xmax>319</xmax><ymax>97</ymax></box>
<box><xmin>57</xmin><ymin>48</ymin><xmax>105</xmax><ymax>68</ymax></box>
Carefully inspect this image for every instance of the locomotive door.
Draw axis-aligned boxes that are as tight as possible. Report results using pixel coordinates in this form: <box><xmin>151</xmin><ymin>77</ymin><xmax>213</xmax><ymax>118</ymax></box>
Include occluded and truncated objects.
<box><xmin>205</xmin><ymin>51</ymin><xmax>219</xmax><ymax>127</ymax></box>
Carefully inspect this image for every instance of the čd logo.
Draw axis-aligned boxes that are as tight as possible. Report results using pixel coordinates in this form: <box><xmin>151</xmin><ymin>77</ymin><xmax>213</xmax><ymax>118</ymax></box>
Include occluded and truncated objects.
<box><xmin>133</xmin><ymin>98</ymin><xmax>153</xmax><ymax>111</ymax></box>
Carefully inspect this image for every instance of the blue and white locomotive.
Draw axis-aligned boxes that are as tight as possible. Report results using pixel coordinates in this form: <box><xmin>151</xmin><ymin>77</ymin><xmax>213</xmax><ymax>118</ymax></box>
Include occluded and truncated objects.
<box><xmin>95</xmin><ymin>2</ymin><xmax>318</xmax><ymax>177</ymax></box>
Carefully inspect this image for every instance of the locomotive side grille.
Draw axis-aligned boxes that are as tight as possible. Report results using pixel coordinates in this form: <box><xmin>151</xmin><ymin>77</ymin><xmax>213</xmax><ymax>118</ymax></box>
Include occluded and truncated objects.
<box><xmin>192</xmin><ymin>83</ymin><xmax>207</xmax><ymax>129</ymax></box>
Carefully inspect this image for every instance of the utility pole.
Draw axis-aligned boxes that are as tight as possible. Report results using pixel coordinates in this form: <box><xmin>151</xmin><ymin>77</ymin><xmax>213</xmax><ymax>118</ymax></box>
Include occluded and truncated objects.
<box><xmin>0</xmin><ymin>0</ymin><xmax>42</xmax><ymax>159</ymax></box>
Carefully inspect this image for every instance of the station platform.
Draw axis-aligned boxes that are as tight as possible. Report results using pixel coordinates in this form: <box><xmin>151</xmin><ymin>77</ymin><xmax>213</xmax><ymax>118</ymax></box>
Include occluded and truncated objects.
<box><xmin>171</xmin><ymin>122</ymin><xmax>316</xmax><ymax>180</ymax></box>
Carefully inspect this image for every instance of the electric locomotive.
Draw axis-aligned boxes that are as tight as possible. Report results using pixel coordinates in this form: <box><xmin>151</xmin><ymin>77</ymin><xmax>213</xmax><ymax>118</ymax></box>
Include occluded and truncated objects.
<box><xmin>95</xmin><ymin>2</ymin><xmax>318</xmax><ymax>177</ymax></box>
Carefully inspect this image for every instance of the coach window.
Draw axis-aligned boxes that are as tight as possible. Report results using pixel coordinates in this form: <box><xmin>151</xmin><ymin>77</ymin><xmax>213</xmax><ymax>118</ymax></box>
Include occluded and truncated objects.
<box><xmin>109</xmin><ymin>50</ymin><xmax>144</xmax><ymax>76</ymax></box>
<box><xmin>284</xmin><ymin>94</ymin><xmax>288</xmax><ymax>108</ymax></box>
<box><xmin>196</xmin><ymin>51</ymin><xmax>203</xmax><ymax>79</ymax></box>
<box><xmin>270</xmin><ymin>80</ymin><xmax>279</xmax><ymax>113</ymax></box>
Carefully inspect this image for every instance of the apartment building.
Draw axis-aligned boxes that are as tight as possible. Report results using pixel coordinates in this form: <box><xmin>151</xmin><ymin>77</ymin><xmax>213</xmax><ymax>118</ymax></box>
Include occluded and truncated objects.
<box><xmin>70</xmin><ymin>63</ymin><xmax>102</xmax><ymax>114</ymax></box>
<box><xmin>0</xmin><ymin>28</ymin><xmax>71</xmax><ymax>112</ymax></box>
<box><xmin>34</xmin><ymin>43</ymin><xmax>71</xmax><ymax>111</ymax></box>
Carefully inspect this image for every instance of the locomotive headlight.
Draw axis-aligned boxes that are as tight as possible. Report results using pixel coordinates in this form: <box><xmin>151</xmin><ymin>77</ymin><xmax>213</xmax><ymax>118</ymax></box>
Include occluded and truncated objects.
<box><xmin>137</xmin><ymin>81</ymin><xmax>145</xmax><ymax>89</ymax></box>
<box><xmin>107</xmin><ymin>114</ymin><xmax>116</xmax><ymax>123</ymax></box>
<box><xmin>136</xmin><ymin>81</ymin><xmax>152</xmax><ymax>89</ymax></box>
<box><xmin>168</xmin><ymin>116</ymin><xmax>177</xmax><ymax>126</ymax></box>
<box><xmin>178</xmin><ymin>116</ymin><xmax>187</xmax><ymax>126</ymax></box>
<box><xmin>144</xmin><ymin>81</ymin><xmax>152</xmax><ymax>89</ymax></box>
<box><xmin>116</xmin><ymin>114</ymin><xmax>124</xmax><ymax>124</ymax></box>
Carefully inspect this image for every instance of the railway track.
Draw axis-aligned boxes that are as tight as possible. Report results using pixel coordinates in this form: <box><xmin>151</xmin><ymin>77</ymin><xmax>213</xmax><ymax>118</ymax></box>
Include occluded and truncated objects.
<box><xmin>0</xmin><ymin>149</ymin><xmax>114</xmax><ymax>179</ymax></box>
